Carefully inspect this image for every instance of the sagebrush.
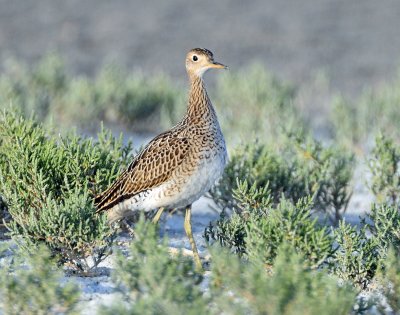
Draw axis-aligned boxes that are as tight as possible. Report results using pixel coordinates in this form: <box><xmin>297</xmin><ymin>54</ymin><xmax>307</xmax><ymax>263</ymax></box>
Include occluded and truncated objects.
<box><xmin>332</xmin><ymin>75</ymin><xmax>400</xmax><ymax>147</ymax></box>
<box><xmin>210</xmin><ymin>135</ymin><xmax>354</xmax><ymax>224</ymax></box>
<box><xmin>206</xmin><ymin>181</ymin><xmax>334</xmax><ymax>269</ymax></box>
<box><xmin>102</xmin><ymin>217</ymin><xmax>358</xmax><ymax>315</ymax></box>
<box><xmin>0</xmin><ymin>54</ymin><xmax>181</xmax><ymax>132</ymax></box>
<box><xmin>0</xmin><ymin>110</ymin><xmax>132</xmax><ymax>273</ymax></box>
<box><xmin>102</xmin><ymin>216</ymin><xmax>207</xmax><ymax>315</ymax></box>
<box><xmin>0</xmin><ymin>244</ymin><xmax>79</xmax><ymax>315</ymax></box>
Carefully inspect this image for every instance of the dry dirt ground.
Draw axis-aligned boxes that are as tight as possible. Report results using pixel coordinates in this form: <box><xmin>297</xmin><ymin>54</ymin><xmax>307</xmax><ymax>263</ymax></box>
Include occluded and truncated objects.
<box><xmin>0</xmin><ymin>0</ymin><xmax>400</xmax><ymax>97</ymax></box>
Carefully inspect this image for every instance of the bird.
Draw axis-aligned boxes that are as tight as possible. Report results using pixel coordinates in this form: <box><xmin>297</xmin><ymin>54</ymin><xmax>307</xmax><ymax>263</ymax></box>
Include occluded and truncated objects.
<box><xmin>94</xmin><ymin>48</ymin><xmax>228</xmax><ymax>270</ymax></box>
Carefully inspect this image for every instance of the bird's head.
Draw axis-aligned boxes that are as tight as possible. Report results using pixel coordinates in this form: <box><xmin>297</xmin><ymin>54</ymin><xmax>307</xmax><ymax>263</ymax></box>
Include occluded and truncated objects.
<box><xmin>185</xmin><ymin>48</ymin><xmax>227</xmax><ymax>79</ymax></box>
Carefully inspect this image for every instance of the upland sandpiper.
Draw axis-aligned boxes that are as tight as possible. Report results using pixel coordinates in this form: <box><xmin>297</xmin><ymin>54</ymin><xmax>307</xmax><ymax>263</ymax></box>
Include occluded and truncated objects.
<box><xmin>95</xmin><ymin>48</ymin><xmax>228</xmax><ymax>270</ymax></box>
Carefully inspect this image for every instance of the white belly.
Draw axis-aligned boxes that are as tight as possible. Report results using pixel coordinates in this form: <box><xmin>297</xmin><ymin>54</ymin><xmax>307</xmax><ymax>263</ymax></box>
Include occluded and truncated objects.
<box><xmin>168</xmin><ymin>151</ymin><xmax>227</xmax><ymax>208</ymax></box>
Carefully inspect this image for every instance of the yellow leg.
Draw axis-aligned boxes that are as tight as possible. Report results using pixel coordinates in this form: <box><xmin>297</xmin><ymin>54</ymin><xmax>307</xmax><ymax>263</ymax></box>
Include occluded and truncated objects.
<box><xmin>184</xmin><ymin>205</ymin><xmax>203</xmax><ymax>271</ymax></box>
<box><xmin>152</xmin><ymin>207</ymin><xmax>165</xmax><ymax>224</ymax></box>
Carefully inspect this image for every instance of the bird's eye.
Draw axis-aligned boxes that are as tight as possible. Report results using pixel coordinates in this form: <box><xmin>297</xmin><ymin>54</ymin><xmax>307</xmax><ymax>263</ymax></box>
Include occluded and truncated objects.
<box><xmin>192</xmin><ymin>55</ymin><xmax>198</xmax><ymax>61</ymax></box>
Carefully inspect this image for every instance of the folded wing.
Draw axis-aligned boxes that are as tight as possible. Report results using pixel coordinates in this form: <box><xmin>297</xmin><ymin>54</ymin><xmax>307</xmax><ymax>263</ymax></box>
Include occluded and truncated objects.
<box><xmin>95</xmin><ymin>131</ymin><xmax>191</xmax><ymax>212</ymax></box>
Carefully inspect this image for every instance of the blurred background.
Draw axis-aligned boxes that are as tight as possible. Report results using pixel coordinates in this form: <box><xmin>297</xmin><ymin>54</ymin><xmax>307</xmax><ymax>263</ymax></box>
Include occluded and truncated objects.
<box><xmin>0</xmin><ymin>0</ymin><xmax>400</xmax><ymax>147</ymax></box>
<box><xmin>1</xmin><ymin>0</ymin><xmax>400</xmax><ymax>95</ymax></box>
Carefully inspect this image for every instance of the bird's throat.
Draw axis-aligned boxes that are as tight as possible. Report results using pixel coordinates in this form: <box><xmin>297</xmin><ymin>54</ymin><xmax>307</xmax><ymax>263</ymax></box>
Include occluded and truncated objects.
<box><xmin>186</xmin><ymin>77</ymin><xmax>216</xmax><ymax>124</ymax></box>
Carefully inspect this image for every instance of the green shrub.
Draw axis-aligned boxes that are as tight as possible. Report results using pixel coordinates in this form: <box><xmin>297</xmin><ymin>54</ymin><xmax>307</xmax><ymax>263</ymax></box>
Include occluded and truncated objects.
<box><xmin>0</xmin><ymin>54</ymin><xmax>181</xmax><ymax>132</ymax></box>
<box><xmin>206</xmin><ymin>181</ymin><xmax>273</xmax><ymax>255</ymax></box>
<box><xmin>103</xmin><ymin>217</ymin><xmax>357</xmax><ymax>315</ymax></box>
<box><xmin>0</xmin><ymin>55</ymin><xmax>310</xmax><ymax>140</ymax></box>
<box><xmin>206</xmin><ymin>181</ymin><xmax>334</xmax><ymax>269</ymax></box>
<box><xmin>367</xmin><ymin>204</ymin><xmax>400</xmax><ymax>255</ymax></box>
<box><xmin>0</xmin><ymin>54</ymin><xmax>67</xmax><ymax>122</ymax></box>
<box><xmin>245</xmin><ymin>196</ymin><xmax>334</xmax><ymax>269</ymax></box>
<box><xmin>207</xmin><ymin>176</ymin><xmax>388</xmax><ymax>290</ymax></box>
<box><xmin>332</xmin><ymin>76</ymin><xmax>400</xmax><ymax>147</ymax></box>
<box><xmin>66</xmin><ymin>65</ymin><xmax>177</xmax><ymax>131</ymax></box>
<box><xmin>211</xmin><ymin>135</ymin><xmax>354</xmax><ymax>224</ymax></box>
<box><xmin>332</xmin><ymin>221</ymin><xmax>381</xmax><ymax>289</ymax></box>
<box><xmin>331</xmin><ymin>96</ymin><xmax>366</xmax><ymax>148</ymax></box>
<box><xmin>377</xmin><ymin>248</ymin><xmax>400</xmax><ymax>314</ymax></box>
<box><xmin>101</xmin><ymin>216</ymin><xmax>207</xmax><ymax>315</ymax></box>
<box><xmin>0</xmin><ymin>111</ymin><xmax>132</xmax><ymax>273</ymax></box>
<box><xmin>210</xmin><ymin>244</ymin><xmax>357</xmax><ymax>315</ymax></box>
<box><xmin>0</xmin><ymin>245</ymin><xmax>80</xmax><ymax>315</ymax></box>
<box><xmin>369</xmin><ymin>134</ymin><xmax>400</xmax><ymax>205</ymax></box>
<box><xmin>213</xmin><ymin>63</ymin><xmax>303</xmax><ymax>144</ymax></box>
<box><xmin>117</xmin><ymin>73</ymin><xmax>180</xmax><ymax>129</ymax></box>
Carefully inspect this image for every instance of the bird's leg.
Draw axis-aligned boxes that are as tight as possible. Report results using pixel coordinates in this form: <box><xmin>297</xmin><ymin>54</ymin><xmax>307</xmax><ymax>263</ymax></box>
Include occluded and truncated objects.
<box><xmin>152</xmin><ymin>207</ymin><xmax>165</xmax><ymax>224</ymax></box>
<box><xmin>184</xmin><ymin>205</ymin><xmax>203</xmax><ymax>271</ymax></box>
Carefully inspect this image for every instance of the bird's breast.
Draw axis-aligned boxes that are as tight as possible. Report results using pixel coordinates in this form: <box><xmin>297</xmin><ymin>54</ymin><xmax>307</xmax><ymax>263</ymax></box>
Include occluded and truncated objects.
<box><xmin>171</xmin><ymin>143</ymin><xmax>227</xmax><ymax>207</ymax></box>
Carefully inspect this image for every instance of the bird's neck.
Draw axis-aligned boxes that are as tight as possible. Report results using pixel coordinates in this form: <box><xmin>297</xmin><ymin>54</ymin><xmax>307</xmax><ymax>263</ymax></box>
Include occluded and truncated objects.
<box><xmin>185</xmin><ymin>76</ymin><xmax>217</xmax><ymax>125</ymax></box>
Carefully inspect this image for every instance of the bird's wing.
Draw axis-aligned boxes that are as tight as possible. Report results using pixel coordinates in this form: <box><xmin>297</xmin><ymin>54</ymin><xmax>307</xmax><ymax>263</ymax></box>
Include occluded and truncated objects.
<box><xmin>94</xmin><ymin>131</ymin><xmax>191</xmax><ymax>212</ymax></box>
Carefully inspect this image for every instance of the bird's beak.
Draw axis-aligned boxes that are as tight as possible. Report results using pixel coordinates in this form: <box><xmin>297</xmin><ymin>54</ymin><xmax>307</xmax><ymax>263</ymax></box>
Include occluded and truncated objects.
<box><xmin>210</xmin><ymin>61</ymin><xmax>228</xmax><ymax>69</ymax></box>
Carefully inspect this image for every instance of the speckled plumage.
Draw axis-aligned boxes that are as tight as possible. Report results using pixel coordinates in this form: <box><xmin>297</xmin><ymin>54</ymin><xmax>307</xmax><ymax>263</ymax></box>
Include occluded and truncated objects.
<box><xmin>95</xmin><ymin>48</ymin><xmax>228</xmax><ymax>224</ymax></box>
